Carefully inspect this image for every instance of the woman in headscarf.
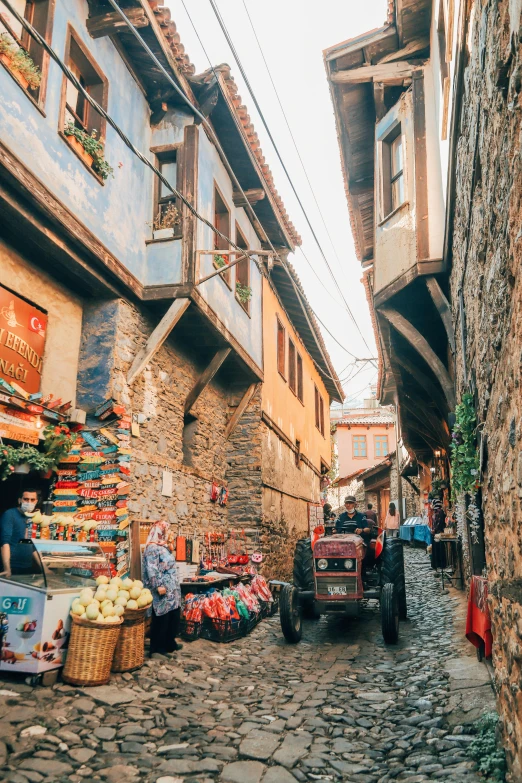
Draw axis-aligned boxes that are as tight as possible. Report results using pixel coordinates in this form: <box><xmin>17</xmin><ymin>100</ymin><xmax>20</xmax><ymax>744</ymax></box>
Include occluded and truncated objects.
<box><xmin>142</xmin><ymin>521</ymin><xmax>182</xmax><ymax>656</ymax></box>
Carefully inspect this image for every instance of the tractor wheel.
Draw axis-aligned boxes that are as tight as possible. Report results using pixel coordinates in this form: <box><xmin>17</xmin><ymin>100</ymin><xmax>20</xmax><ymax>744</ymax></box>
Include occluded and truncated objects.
<box><xmin>381</xmin><ymin>537</ymin><xmax>407</xmax><ymax>620</ymax></box>
<box><xmin>293</xmin><ymin>538</ymin><xmax>320</xmax><ymax>619</ymax></box>
<box><xmin>381</xmin><ymin>582</ymin><xmax>399</xmax><ymax>644</ymax></box>
<box><xmin>280</xmin><ymin>584</ymin><xmax>302</xmax><ymax>644</ymax></box>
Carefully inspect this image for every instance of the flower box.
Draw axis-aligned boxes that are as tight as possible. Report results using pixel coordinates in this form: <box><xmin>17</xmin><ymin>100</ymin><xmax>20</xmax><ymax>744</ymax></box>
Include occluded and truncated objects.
<box><xmin>153</xmin><ymin>227</ymin><xmax>175</xmax><ymax>240</ymax></box>
<box><xmin>66</xmin><ymin>135</ymin><xmax>94</xmax><ymax>168</ymax></box>
<box><xmin>0</xmin><ymin>52</ymin><xmax>29</xmax><ymax>90</ymax></box>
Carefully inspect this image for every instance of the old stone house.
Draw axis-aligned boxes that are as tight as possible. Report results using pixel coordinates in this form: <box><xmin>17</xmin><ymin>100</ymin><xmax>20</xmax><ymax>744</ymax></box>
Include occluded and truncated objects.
<box><xmin>325</xmin><ymin>0</ymin><xmax>522</xmax><ymax>773</ymax></box>
<box><xmin>0</xmin><ymin>0</ymin><xmax>340</xmax><ymax>578</ymax></box>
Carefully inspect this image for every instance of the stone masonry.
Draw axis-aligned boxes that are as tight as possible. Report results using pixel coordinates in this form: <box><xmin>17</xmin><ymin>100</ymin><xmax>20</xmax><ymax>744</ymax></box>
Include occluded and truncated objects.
<box><xmin>77</xmin><ymin>298</ymin><xmax>262</xmax><ymax>539</ymax></box>
<box><xmin>448</xmin><ymin>0</ymin><xmax>522</xmax><ymax>775</ymax></box>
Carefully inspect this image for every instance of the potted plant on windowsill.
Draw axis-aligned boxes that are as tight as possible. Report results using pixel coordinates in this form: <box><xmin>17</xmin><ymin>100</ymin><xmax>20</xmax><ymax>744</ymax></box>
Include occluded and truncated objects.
<box><xmin>236</xmin><ymin>282</ymin><xmax>252</xmax><ymax>305</ymax></box>
<box><xmin>151</xmin><ymin>203</ymin><xmax>180</xmax><ymax>240</ymax></box>
<box><xmin>214</xmin><ymin>254</ymin><xmax>227</xmax><ymax>268</ymax></box>
<box><xmin>63</xmin><ymin>122</ymin><xmax>114</xmax><ymax>180</ymax></box>
<box><xmin>0</xmin><ymin>33</ymin><xmax>41</xmax><ymax>91</ymax></box>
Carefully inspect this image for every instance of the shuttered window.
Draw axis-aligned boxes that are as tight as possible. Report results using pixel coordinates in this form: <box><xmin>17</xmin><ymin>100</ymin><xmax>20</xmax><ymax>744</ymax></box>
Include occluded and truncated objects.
<box><xmin>288</xmin><ymin>339</ymin><xmax>296</xmax><ymax>394</ymax></box>
<box><xmin>277</xmin><ymin>318</ymin><xmax>286</xmax><ymax>379</ymax></box>
<box><xmin>297</xmin><ymin>353</ymin><xmax>303</xmax><ymax>403</ymax></box>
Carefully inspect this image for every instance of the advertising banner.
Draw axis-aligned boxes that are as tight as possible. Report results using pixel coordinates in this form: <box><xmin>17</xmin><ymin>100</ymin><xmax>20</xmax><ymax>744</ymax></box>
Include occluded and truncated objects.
<box><xmin>0</xmin><ymin>285</ymin><xmax>47</xmax><ymax>394</ymax></box>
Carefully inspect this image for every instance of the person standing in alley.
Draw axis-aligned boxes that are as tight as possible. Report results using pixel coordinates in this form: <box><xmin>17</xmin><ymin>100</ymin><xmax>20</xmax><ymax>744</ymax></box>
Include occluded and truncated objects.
<box><xmin>365</xmin><ymin>502</ymin><xmax>378</xmax><ymax>528</ymax></box>
<box><xmin>383</xmin><ymin>502</ymin><xmax>400</xmax><ymax>537</ymax></box>
<box><xmin>142</xmin><ymin>520</ymin><xmax>183</xmax><ymax>656</ymax></box>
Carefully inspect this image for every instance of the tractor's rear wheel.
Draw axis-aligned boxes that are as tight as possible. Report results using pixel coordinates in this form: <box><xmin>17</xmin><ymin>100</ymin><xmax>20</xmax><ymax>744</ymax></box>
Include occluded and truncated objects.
<box><xmin>381</xmin><ymin>582</ymin><xmax>399</xmax><ymax>644</ymax></box>
<box><xmin>293</xmin><ymin>538</ymin><xmax>320</xmax><ymax>619</ymax></box>
<box><xmin>381</xmin><ymin>537</ymin><xmax>407</xmax><ymax>620</ymax></box>
<box><xmin>280</xmin><ymin>584</ymin><xmax>302</xmax><ymax>643</ymax></box>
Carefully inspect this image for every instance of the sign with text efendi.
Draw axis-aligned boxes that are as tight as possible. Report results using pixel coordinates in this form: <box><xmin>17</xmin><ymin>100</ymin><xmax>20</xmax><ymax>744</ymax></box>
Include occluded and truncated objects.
<box><xmin>0</xmin><ymin>285</ymin><xmax>48</xmax><ymax>394</ymax></box>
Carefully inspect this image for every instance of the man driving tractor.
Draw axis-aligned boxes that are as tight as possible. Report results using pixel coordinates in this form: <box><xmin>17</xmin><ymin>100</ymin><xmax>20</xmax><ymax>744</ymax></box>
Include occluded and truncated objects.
<box><xmin>335</xmin><ymin>495</ymin><xmax>376</xmax><ymax>544</ymax></box>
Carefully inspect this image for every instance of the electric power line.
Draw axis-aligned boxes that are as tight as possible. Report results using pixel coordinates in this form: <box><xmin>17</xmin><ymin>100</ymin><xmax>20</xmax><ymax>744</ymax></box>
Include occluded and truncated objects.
<box><xmin>5</xmin><ymin>0</ymin><xmax>347</xmax><ymax>389</ymax></box>
<box><xmin>241</xmin><ymin>0</ymin><xmax>351</xmax><ymax>288</ymax></box>
<box><xmin>207</xmin><ymin>0</ymin><xmax>374</xmax><ymax>356</ymax></box>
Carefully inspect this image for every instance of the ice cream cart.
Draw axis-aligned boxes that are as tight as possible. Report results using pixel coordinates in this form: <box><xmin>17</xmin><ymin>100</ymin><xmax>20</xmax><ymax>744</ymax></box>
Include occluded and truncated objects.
<box><xmin>0</xmin><ymin>540</ymin><xmax>110</xmax><ymax>683</ymax></box>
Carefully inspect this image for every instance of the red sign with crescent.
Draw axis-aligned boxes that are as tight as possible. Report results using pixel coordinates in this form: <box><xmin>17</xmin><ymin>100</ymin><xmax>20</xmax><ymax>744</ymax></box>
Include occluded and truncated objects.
<box><xmin>0</xmin><ymin>285</ymin><xmax>47</xmax><ymax>394</ymax></box>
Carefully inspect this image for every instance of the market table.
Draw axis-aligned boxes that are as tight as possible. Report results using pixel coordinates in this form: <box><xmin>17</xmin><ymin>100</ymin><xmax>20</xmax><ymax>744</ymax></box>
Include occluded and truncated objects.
<box><xmin>466</xmin><ymin>575</ymin><xmax>492</xmax><ymax>659</ymax></box>
<box><xmin>413</xmin><ymin>525</ymin><xmax>432</xmax><ymax>546</ymax></box>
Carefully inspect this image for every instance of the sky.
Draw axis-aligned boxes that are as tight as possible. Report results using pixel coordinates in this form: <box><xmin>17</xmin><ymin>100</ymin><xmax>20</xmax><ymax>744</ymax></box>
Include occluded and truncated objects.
<box><xmin>168</xmin><ymin>0</ymin><xmax>388</xmax><ymax>407</ymax></box>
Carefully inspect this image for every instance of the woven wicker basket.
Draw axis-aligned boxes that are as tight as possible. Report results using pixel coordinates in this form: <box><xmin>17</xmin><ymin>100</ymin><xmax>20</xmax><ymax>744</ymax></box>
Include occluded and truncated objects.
<box><xmin>111</xmin><ymin>608</ymin><xmax>146</xmax><ymax>673</ymax></box>
<box><xmin>62</xmin><ymin>613</ymin><xmax>122</xmax><ymax>687</ymax></box>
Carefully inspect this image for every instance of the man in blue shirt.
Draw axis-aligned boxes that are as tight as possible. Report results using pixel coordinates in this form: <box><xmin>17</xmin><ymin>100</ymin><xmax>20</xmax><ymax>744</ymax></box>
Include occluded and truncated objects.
<box><xmin>0</xmin><ymin>489</ymin><xmax>39</xmax><ymax>578</ymax></box>
<box><xmin>335</xmin><ymin>495</ymin><xmax>372</xmax><ymax>543</ymax></box>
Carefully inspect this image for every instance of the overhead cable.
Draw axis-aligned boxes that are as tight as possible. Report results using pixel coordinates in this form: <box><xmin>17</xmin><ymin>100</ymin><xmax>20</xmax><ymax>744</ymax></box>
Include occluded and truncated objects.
<box><xmin>5</xmin><ymin>0</ymin><xmax>344</xmax><ymax>389</ymax></box>
<box><xmin>207</xmin><ymin>0</ymin><xmax>375</xmax><ymax>356</ymax></box>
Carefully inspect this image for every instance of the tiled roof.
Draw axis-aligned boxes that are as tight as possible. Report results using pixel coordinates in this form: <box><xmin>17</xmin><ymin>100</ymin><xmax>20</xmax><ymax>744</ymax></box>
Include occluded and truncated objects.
<box><xmin>194</xmin><ymin>64</ymin><xmax>302</xmax><ymax>248</ymax></box>
<box><xmin>147</xmin><ymin>2</ymin><xmax>196</xmax><ymax>76</ymax></box>
<box><xmin>358</xmin><ymin>450</ymin><xmax>396</xmax><ymax>480</ymax></box>
<box><xmin>336</xmin><ymin>409</ymin><xmax>394</xmax><ymax>425</ymax></box>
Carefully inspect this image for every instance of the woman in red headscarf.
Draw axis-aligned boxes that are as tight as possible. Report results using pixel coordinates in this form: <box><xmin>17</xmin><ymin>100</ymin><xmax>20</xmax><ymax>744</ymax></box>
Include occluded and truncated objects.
<box><xmin>142</xmin><ymin>521</ymin><xmax>182</xmax><ymax>655</ymax></box>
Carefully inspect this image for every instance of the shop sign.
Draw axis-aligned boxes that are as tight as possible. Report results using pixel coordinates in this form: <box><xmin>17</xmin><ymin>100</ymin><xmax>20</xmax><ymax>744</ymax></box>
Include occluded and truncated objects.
<box><xmin>1</xmin><ymin>596</ymin><xmax>33</xmax><ymax>614</ymax></box>
<box><xmin>0</xmin><ymin>285</ymin><xmax>47</xmax><ymax>394</ymax></box>
<box><xmin>0</xmin><ymin>410</ymin><xmax>39</xmax><ymax>444</ymax></box>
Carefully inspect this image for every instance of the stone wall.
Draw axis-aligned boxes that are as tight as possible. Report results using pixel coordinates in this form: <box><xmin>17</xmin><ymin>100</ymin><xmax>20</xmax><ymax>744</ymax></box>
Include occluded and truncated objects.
<box><xmin>260</xmin><ymin>421</ymin><xmax>321</xmax><ymax>581</ymax></box>
<box><xmin>77</xmin><ymin>298</ymin><xmax>261</xmax><ymax>539</ymax></box>
<box><xmin>448</xmin><ymin>1</ymin><xmax>522</xmax><ymax>775</ymax></box>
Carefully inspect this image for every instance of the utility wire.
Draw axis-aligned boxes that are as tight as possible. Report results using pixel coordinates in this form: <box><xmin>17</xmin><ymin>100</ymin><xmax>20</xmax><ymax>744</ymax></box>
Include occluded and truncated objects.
<box><xmin>207</xmin><ymin>0</ymin><xmax>374</xmax><ymax>356</ymax></box>
<box><xmin>4</xmin><ymin>0</ymin><xmax>345</xmax><ymax>389</ymax></box>
<box><xmin>241</xmin><ymin>0</ymin><xmax>350</xmax><ymax>286</ymax></box>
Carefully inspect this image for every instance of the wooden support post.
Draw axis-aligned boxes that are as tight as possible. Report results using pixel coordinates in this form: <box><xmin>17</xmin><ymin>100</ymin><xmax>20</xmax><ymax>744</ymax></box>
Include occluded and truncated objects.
<box><xmin>232</xmin><ymin>188</ymin><xmax>266</xmax><ymax>207</ymax></box>
<box><xmin>379</xmin><ymin>307</ymin><xmax>455</xmax><ymax>409</ymax></box>
<box><xmin>184</xmin><ymin>348</ymin><xmax>231</xmax><ymax>415</ymax></box>
<box><xmin>126</xmin><ymin>298</ymin><xmax>190</xmax><ymax>385</ymax></box>
<box><xmin>330</xmin><ymin>59</ymin><xmax>421</xmax><ymax>84</ymax></box>
<box><xmin>374</xmin><ymin>82</ymin><xmax>386</xmax><ymax>121</ymax></box>
<box><xmin>225</xmin><ymin>383</ymin><xmax>259</xmax><ymax>440</ymax></box>
<box><xmin>86</xmin><ymin>9</ymin><xmax>149</xmax><ymax>38</ymax></box>
<box><xmin>412</xmin><ymin>70</ymin><xmax>429</xmax><ymax>262</ymax></box>
<box><xmin>394</xmin><ymin>354</ymin><xmax>447</xmax><ymax>419</ymax></box>
<box><xmin>425</xmin><ymin>276</ymin><xmax>456</xmax><ymax>353</ymax></box>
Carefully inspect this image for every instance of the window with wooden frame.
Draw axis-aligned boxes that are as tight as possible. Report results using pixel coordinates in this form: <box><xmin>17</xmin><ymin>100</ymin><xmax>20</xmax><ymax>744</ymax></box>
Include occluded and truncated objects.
<box><xmin>288</xmin><ymin>338</ymin><xmax>297</xmax><ymax>395</ymax></box>
<box><xmin>315</xmin><ymin>384</ymin><xmax>325</xmax><ymax>436</ymax></box>
<box><xmin>0</xmin><ymin>0</ymin><xmax>54</xmax><ymax>107</ymax></box>
<box><xmin>353</xmin><ymin>434</ymin><xmax>367</xmax><ymax>458</ymax></box>
<box><xmin>374</xmin><ymin>434</ymin><xmax>389</xmax><ymax>458</ymax></box>
<box><xmin>213</xmin><ymin>185</ymin><xmax>231</xmax><ymax>287</ymax></box>
<box><xmin>235</xmin><ymin>223</ymin><xmax>250</xmax><ymax>314</ymax></box>
<box><xmin>295</xmin><ymin>439</ymin><xmax>301</xmax><ymax>469</ymax></box>
<box><xmin>381</xmin><ymin>124</ymin><xmax>404</xmax><ymax>219</ymax></box>
<box><xmin>296</xmin><ymin>352</ymin><xmax>304</xmax><ymax>403</ymax></box>
<box><xmin>277</xmin><ymin>318</ymin><xmax>286</xmax><ymax>379</ymax></box>
<box><xmin>151</xmin><ymin>146</ymin><xmax>182</xmax><ymax>238</ymax></box>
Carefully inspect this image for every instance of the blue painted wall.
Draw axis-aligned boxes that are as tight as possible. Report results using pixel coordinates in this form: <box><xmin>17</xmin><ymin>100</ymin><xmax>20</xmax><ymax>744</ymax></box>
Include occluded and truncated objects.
<box><xmin>196</xmin><ymin>130</ymin><xmax>263</xmax><ymax>370</ymax></box>
<box><xmin>0</xmin><ymin>0</ymin><xmax>188</xmax><ymax>286</ymax></box>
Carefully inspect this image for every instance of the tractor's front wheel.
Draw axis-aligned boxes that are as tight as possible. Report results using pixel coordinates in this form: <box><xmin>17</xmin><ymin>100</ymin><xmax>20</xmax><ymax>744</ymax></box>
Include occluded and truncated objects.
<box><xmin>381</xmin><ymin>582</ymin><xmax>399</xmax><ymax>644</ymax></box>
<box><xmin>293</xmin><ymin>538</ymin><xmax>320</xmax><ymax>619</ymax></box>
<box><xmin>381</xmin><ymin>537</ymin><xmax>407</xmax><ymax>620</ymax></box>
<box><xmin>280</xmin><ymin>584</ymin><xmax>303</xmax><ymax>643</ymax></box>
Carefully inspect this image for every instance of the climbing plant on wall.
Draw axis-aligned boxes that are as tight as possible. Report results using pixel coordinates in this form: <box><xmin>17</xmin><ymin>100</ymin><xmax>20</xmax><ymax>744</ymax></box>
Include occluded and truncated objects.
<box><xmin>450</xmin><ymin>393</ymin><xmax>480</xmax><ymax>498</ymax></box>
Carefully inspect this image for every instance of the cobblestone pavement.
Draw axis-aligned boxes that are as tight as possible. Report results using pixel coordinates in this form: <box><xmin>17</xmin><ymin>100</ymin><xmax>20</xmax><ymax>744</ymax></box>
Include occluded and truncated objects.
<box><xmin>1</xmin><ymin>548</ymin><xmax>496</xmax><ymax>783</ymax></box>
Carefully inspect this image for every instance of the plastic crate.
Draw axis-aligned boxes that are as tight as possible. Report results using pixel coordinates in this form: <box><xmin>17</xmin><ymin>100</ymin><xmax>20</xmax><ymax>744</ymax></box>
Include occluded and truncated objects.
<box><xmin>180</xmin><ymin>618</ymin><xmax>202</xmax><ymax>642</ymax></box>
<box><xmin>245</xmin><ymin>612</ymin><xmax>262</xmax><ymax>634</ymax></box>
<box><xmin>201</xmin><ymin>616</ymin><xmax>246</xmax><ymax>643</ymax></box>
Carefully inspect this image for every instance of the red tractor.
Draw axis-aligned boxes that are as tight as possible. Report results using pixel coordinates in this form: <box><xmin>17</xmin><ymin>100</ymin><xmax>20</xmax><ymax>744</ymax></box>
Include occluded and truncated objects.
<box><xmin>279</xmin><ymin>522</ymin><xmax>407</xmax><ymax>644</ymax></box>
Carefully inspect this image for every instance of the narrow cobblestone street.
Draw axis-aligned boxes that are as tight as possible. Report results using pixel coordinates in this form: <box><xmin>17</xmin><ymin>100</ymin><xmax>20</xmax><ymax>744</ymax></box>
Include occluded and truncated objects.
<box><xmin>0</xmin><ymin>548</ymin><xmax>495</xmax><ymax>783</ymax></box>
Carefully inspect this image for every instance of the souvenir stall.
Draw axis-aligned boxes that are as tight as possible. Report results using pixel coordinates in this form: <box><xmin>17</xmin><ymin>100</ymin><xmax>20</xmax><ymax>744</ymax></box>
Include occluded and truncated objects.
<box><xmin>180</xmin><ymin>529</ymin><xmax>275</xmax><ymax>643</ymax></box>
<box><xmin>138</xmin><ymin>520</ymin><xmax>276</xmax><ymax>644</ymax></box>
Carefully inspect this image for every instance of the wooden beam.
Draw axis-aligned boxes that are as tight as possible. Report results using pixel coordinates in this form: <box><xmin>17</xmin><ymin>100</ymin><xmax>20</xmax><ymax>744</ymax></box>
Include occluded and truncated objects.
<box><xmin>182</xmin><ymin>124</ymin><xmax>198</xmax><ymax>284</ymax></box>
<box><xmin>87</xmin><ymin>9</ymin><xmax>149</xmax><ymax>39</ymax></box>
<box><xmin>400</xmin><ymin>400</ymin><xmax>445</xmax><ymax>450</ymax></box>
<box><xmin>378</xmin><ymin>36</ymin><xmax>430</xmax><ymax>64</ymax></box>
<box><xmin>412</xmin><ymin>70</ymin><xmax>429</xmax><ymax>262</ymax></box>
<box><xmin>425</xmin><ymin>277</ymin><xmax>456</xmax><ymax>354</ymax></box>
<box><xmin>184</xmin><ymin>348</ymin><xmax>231</xmax><ymax>415</ymax></box>
<box><xmin>194</xmin><ymin>79</ymin><xmax>219</xmax><ymax>123</ymax></box>
<box><xmin>127</xmin><ymin>298</ymin><xmax>190</xmax><ymax>385</ymax></box>
<box><xmin>379</xmin><ymin>307</ymin><xmax>455</xmax><ymax>409</ymax></box>
<box><xmin>374</xmin><ymin>82</ymin><xmax>386</xmax><ymax>121</ymax></box>
<box><xmin>232</xmin><ymin>188</ymin><xmax>266</xmax><ymax>207</ymax></box>
<box><xmin>330</xmin><ymin>59</ymin><xmax>422</xmax><ymax>84</ymax></box>
<box><xmin>225</xmin><ymin>383</ymin><xmax>259</xmax><ymax>439</ymax></box>
<box><xmin>394</xmin><ymin>354</ymin><xmax>447</xmax><ymax>419</ymax></box>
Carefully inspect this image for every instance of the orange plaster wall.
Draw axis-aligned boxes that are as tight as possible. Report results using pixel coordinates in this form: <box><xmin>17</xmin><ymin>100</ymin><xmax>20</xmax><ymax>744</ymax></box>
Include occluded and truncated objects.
<box><xmin>336</xmin><ymin>422</ymin><xmax>396</xmax><ymax>478</ymax></box>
